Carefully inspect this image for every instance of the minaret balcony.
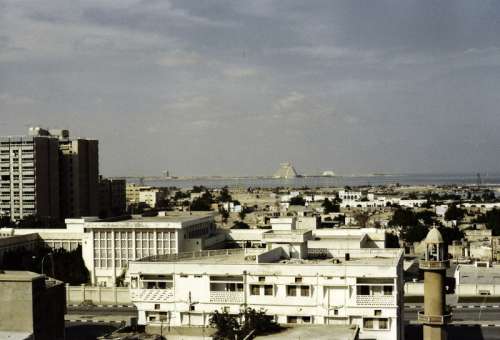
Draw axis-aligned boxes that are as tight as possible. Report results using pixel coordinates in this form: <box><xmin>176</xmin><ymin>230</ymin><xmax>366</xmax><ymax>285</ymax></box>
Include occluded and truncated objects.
<box><xmin>417</xmin><ymin>311</ymin><xmax>452</xmax><ymax>325</ymax></box>
<box><xmin>419</xmin><ymin>259</ymin><xmax>449</xmax><ymax>270</ymax></box>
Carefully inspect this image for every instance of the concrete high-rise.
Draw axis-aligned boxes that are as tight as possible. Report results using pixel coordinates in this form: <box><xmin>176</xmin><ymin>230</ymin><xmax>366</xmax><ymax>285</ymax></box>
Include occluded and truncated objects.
<box><xmin>418</xmin><ymin>227</ymin><xmax>452</xmax><ymax>340</ymax></box>
<box><xmin>0</xmin><ymin>128</ymin><xmax>60</xmax><ymax>220</ymax></box>
<box><xmin>0</xmin><ymin>127</ymin><xmax>100</xmax><ymax>221</ymax></box>
<box><xmin>55</xmin><ymin>129</ymin><xmax>99</xmax><ymax>218</ymax></box>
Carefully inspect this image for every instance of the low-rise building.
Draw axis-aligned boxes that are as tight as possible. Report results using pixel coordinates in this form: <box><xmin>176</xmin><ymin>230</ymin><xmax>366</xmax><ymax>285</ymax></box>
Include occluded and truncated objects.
<box><xmin>129</xmin><ymin>247</ymin><xmax>404</xmax><ymax>340</ymax></box>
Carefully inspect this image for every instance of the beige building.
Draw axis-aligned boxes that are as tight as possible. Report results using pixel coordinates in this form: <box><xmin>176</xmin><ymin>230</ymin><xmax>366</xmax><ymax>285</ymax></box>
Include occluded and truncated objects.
<box><xmin>126</xmin><ymin>183</ymin><xmax>166</xmax><ymax>208</ymax></box>
<box><xmin>0</xmin><ymin>271</ymin><xmax>66</xmax><ymax>340</ymax></box>
<box><xmin>0</xmin><ymin>129</ymin><xmax>60</xmax><ymax>221</ymax></box>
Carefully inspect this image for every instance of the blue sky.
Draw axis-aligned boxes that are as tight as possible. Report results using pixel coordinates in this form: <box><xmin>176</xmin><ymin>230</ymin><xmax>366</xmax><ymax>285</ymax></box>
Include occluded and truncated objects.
<box><xmin>1</xmin><ymin>0</ymin><xmax>499</xmax><ymax>176</ymax></box>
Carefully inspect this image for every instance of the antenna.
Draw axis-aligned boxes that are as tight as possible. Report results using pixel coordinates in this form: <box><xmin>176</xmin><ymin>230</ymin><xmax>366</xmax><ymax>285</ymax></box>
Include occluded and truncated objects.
<box><xmin>477</xmin><ymin>173</ymin><xmax>482</xmax><ymax>187</ymax></box>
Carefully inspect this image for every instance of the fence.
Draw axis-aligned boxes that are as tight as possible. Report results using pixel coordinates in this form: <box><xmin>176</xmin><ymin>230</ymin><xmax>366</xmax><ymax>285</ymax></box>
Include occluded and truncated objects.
<box><xmin>66</xmin><ymin>284</ymin><xmax>131</xmax><ymax>306</ymax></box>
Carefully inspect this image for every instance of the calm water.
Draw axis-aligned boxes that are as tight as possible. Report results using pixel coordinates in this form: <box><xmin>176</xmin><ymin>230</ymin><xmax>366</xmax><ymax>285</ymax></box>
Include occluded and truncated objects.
<box><xmin>129</xmin><ymin>173</ymin><xmax>500</xmax><ymax>189</ymax></box>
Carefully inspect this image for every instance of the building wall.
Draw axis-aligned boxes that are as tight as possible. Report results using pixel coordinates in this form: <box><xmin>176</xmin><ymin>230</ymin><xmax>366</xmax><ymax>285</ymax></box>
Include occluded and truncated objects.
<box><xmin>129</xmin><ymin>253</ymin><xmax>403</xmax><ymax>340</ymax></box>
<box><xmin>59</xmin><ymin>138</ymin><xmax>99</xmax><ymax>218</ymax></box>
<box><xmin>0</xmin><ymin>274</ymin><xmax>65</xmax><ymax>340</ymax></box>
<box><xmin>0</xmin><ymin>136</ymin><xmax>60</xmax><ymax>220</ymax></box>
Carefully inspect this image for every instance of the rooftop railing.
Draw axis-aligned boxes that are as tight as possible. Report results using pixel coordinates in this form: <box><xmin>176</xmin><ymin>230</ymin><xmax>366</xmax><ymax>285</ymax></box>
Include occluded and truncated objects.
<box><xmin>137</xmin><ymin>248</ymin><xmax>244</xmax><ymax>262</ymax></box>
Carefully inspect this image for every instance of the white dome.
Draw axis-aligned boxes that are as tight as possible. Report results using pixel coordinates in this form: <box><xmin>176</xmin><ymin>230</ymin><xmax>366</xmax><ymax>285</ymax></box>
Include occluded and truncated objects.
<box><xmin>425</xmin><ymin>227</ymin><xmax>444</xmax><ymax>244</ymax></box>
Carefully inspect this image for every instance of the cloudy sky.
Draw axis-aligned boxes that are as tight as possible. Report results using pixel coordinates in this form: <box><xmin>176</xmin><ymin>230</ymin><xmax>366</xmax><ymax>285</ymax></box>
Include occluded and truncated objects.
<box><xmin>1</xmin><ymin>0</ymin><xmax>500</xmax><ymax>176</ymax></box>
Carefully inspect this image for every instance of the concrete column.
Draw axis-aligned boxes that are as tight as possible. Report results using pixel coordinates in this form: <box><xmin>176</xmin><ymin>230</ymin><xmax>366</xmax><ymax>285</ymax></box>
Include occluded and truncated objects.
<box><xmin>66</xmin><ymin>283</ymin><xmax>70</xmax><ymax>305</ymax></box>
<box><xmin>424</xmin><ymin>270</ymin><xmax>445</xmax><ymax>316</ymax></box>
<box><xmin>81</xmin><ymin>283</ymin><xmax>86</xmax><ymax>302</ymax></box>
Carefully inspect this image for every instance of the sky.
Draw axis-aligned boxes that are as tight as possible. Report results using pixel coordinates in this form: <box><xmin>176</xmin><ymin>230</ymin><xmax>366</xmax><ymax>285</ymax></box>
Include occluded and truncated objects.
<box><xmin>1</xmin><ymin>0</ymin><xmax>500</xmax><ymax>177</ymax></box>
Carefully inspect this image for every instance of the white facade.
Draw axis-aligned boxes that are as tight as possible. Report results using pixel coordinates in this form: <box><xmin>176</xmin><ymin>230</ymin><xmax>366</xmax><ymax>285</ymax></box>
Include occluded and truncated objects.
<box><xmin>129</xmin><ymin>247</ymin><xmax>404</xmax><ymax>340</ymax></box>
<box><xmin>76</xmin><ymin>214</ymin><xmax>216</xmax><ymax>287</ymax></box>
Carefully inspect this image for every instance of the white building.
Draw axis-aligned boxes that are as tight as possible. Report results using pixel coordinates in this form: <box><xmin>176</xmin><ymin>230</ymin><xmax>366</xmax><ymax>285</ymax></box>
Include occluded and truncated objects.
<box><xmin>4</xmin><ymin>213</ymin><xmax>219</xmax><ymax>287</ymax></box>
<box><xmin>129</xmin><ymin>246</ymin><xmax>404</xmax><ymax>340</ymax></box>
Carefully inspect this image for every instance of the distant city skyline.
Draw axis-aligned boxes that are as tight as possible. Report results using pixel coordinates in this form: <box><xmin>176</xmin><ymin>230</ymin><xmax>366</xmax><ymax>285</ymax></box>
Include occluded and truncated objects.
<box><xmin>1</xmin><ymin>1</ymin><xmax>500</xmax><ymax>177</ymax></box>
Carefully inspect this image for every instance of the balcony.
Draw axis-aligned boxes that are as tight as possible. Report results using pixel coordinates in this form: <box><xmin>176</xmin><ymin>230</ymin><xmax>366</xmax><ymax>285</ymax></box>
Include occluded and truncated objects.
<box><xmin>417</xmin><ymin>311</ymin><xmax>452</xmax><ymax>325</ymax></box>
<box><xmin>130</xmin><ymin>288</ymin><xmax>174</xmax><ymax>303</ymax></box>
<box><xmin>356</xmin><ymin>295</ymin><xmax>395</xmax><ymax>307</ymax></box>
<box><xmin>209</xmin><ymin>291</ymin><xmax>244</xmax><ymax>304</ymax></box>
<box><xmin>419</xmin><ymin>260</ymin><xmax>449</xmax><ymax>270</ymax></box>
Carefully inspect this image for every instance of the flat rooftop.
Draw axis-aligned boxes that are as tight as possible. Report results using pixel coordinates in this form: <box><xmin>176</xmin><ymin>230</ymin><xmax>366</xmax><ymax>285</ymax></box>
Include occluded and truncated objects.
<box><xmin>254</xmin><ymin>325</ymin><xmax>358</xmax><ymax>340</ymax></box>
<box><xmin>85</xmin><ymin>212</ymin><xmax>214</xmax><ymax>225</ymax></box>
<box><xmin>0</xmin><ymin>271</ymin><xmax>44</xmax><ymax>282</ymax></box>
<box><xmin>137</xmin><ymin>248</ymin><xmax>402</xmax><ymax>267</ymax></box>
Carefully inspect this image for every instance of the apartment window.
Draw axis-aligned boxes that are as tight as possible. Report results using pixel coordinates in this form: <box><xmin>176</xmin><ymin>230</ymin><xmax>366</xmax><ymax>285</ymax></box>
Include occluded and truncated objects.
<box><xmin>363</xmin><ymin>318</ymin><xmax>374</xmax><ymax>329</ymax></box>
<box><xmin>295</xmin><ymin>277</ymin><xmax>302</xmax><ymax>283</ymax></box>
<box><xmin>300</xmin><ymin>286</ymin><xmax>310</xmax><ymax>297</ymax></box>
<box><xmin>250</xmin><ymin>285</ymin><xmax>260</xmax><ymax>295</ymax></box>
<box><xmin>302</xmin><ymin>316</ymin><xmax>311</xmax><ymax>323</ymax></box>
<box><xmin>264</xmin><ymin>285</ymin><xmax>273</xmax><ymax>296</ymax></box>
<box><xmin>374</xmin><ymin>310</ymin><xmax>382</xmax><ymax>316</ymax></box>
<box><xmin>287</xmin><ymin>285</ymin><xmax>297</xmax><ymax>296</ymax></box>
<box><xmin>379</xmin><ymin>318</ymin><xmax>389</xmax><ymax>330</ymax></box>
<box><xmin>154</xmin><ymin>304</ymin><xmax>160</xmax><ymax>310</ymax></box>
<box><xmin>358</xmin><ymin>286</ymin><xmax>370</xmax><ymax>295</ymax></box>
<box><xmin>287</xmin><ymin>316</ymin><xmax>297</xmax><ymax>324</ymax></box>
<box><xmin>383</xmin><ymin>286</ymin><xmax>393</xmax><ymax>295</ymax></box>
<box><xmin>258</xmin><ymin>276</ymin><xmax>265</xmax><ymax>282</ymax></box>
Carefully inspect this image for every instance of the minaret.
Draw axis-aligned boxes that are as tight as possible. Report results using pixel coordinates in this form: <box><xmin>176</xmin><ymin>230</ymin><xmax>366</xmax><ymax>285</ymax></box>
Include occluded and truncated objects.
<box><xmin>418</xmin><ymin>227</ymin><xmax>452</xmax><ymax>340</ymax></box>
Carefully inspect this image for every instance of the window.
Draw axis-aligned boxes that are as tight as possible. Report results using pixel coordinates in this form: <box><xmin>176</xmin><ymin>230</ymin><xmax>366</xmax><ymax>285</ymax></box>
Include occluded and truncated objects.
<box><xmin>383</xmin><ymin>286</ymin><xmax>393</xmax><ymax>295</ymax></box>
<box><xmin>374</xmin><ymin>310</ymin><xmax>382</xmax><ymax>316</ymax></box>
<box><xmin>154</xmin><ymin>304</ymin><xmax>160</xmax><ymax>310</ymax></box>
<box><xmin>359</xmin><ymin>286</ymin><xmax>370</xmax><ymax>295</ymax></box>
<box><xmin>287</xmin><ymin>316</ymin><xmax>297</xmax><ymax>324</ymax></box>
<box><xmin>264</xmin><ymin>285</ymin><xmax>273</xmax><ymax>296</ymax></box>
<box><xmin>302</xmin><ymin>316</ymin><xmax>311</xmax><ymax>323</ymax></box>
<box><xmin>258</xmin><ymin>276</ymin><xmax>266</xmax><ymax>282</ymax></box>
<box><xmin>363</xmin><ymin>318</ymin><xmax>374</xmax><ymax>329</ymax></box>
<box><xmin>300</xmin><ymin>286</ymin><xmax>310</xmax><ymax>297</ymax></box>
<box><xmin>379</xmin><ymin>318</ymin><xmax>388</xmax><ymax>330</ymax></box>
<box><xmin>287</xmin><ymin>285</ymin><xmax>297</xmax><ymax>296</ymax></box>
<box><xmin>295</xmin><ymin>277</ymin><xmax>302</xmax><ymax>283</ymax></box>
<box><xmin>250</xmin><ymin>285</ymin><xmax>260</xmax><ymax>295</ymax></box>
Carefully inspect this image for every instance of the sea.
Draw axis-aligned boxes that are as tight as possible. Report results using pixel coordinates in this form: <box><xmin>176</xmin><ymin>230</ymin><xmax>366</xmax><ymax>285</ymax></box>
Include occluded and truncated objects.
<box><xmin>127</xmin><ymin>173</ymin><xmax>500</xmax><ymax>189</ymax></box>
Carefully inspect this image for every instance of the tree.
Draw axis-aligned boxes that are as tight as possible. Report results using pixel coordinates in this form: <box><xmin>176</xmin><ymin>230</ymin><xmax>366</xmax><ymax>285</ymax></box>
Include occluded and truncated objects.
<box><xmin>354</xmin><ymin>212</ymin><xmax>370</xmax><ymax>227</ymax></box>
<box><xmin>389</xmin><ymin>208</ymin><xmax>419</xmax><ymax>227</ymax></box>
<box><xmin>438</xmin><ymin>226</ymin><xmax>464</xmax><ymax>245</ymax></box>
<box><xmin>209</xmin><ymin>308</ymin><xmax>281</xmax><ymax>340</ymax></box>
<box><xmin>386</xmin><ymin>233</ymin><xmax>400</xmax><ymax>248</ymax></box>
<box><xmin>209</xmin><ymin>310</ymin><xmax>240</xmax><ymax>340</ymax></box>
<box><xmin>474</xmin><ymin>208</ymin><xmax>500</xmax><ymax>236</ymax></box>
<box><xmin>289</xmin><ymin>196</ymin><xmax>306</xmax><ymax>206</ymax></box>
<box><xmin>322</xmin><ymin>198</ymin><xmax>340</xmax><ymax>213</ymax></box>
<box><xmin>219</xmin><ymin>207</ymin><xmax>230</xmax><ymax>224</ymax></box>
<box><xmin>219</xmin><ymin>186</ymin><xmax>232</xmax><ymax>203</ymax></box>
<box><xmin>400</xmin><ymin>224</ymin><xmax>429</xmax><ymax>243</ymax></box>
<box><xmin>444</xmin><ymin>205</ymin><xmax>465</xmax><ymax>221</ymax></box>
<box><xmin>190</xmin><ymin>191</ymin><xmax>213</xmax><ymax>211</ymax></box>
<box><xmin>231</xmin><ymin>221</ymin><xmax>250</xmax><ymax>229</ymax></box>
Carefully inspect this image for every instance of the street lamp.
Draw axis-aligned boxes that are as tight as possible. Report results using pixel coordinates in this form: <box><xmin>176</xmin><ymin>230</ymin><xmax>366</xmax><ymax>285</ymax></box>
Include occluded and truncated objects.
<box><xmin>41</xmin><ymin>253</ymin><xmax>54</xmax><ymax>277</ymax></box>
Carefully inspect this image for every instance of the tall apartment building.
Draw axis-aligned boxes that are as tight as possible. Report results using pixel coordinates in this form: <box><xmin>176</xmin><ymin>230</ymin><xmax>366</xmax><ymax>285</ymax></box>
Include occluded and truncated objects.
<box><xmin>56</xmin><ymin>130</ymin><xmax>99</xmax><ymax>218</ymax></box>
<box><xmin>0</xmin><ymin>127</ymin><xmax>99</xmax><ymax>221</ymax></box>
<box><xmin>0</xmin><ymin>129</ymin><xmax>60</xmax><ymax>220</ymax></box>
